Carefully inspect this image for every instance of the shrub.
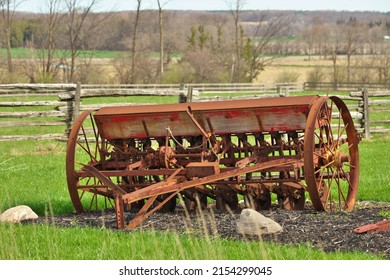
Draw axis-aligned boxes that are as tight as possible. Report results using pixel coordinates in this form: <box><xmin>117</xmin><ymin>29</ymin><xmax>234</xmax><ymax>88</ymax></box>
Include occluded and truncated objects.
<box><xmin>306</xmin><ymin>67</ymin><xmax>326</xmax><ymax>89</ymax></box>
<box><xmin>274</xmin><ymin>71</ymin><xmax>300</xmax><ymax>83</ymax></box>
<box><xmin>161</xmin><ymin>61</ymin><xmax>195</xmax><ymax>84</ymax></box>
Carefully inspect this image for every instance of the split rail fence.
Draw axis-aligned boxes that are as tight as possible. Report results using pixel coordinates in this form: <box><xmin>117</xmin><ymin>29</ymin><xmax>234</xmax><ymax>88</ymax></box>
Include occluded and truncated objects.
<box><xmin>0</xmin><ymin>82</ymin><xmax>388</xmax><ymax>141</ymax></box>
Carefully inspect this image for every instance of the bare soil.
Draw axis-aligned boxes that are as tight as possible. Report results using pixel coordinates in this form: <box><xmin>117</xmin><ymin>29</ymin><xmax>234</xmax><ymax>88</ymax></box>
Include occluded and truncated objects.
<box><xmin>30</xmin><ymin>201</ymin><xmax>390</xmax><ymax>259</ymax></box>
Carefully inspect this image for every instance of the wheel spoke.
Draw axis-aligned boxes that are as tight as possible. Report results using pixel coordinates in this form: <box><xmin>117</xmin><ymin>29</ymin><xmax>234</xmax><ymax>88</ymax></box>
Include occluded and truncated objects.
<box><xmin>326</xmin><ymin>167</ymin><xmax>337</xmax><ymax>211</ymax></box>
<box><xmin>76</xmin><ymin>140</ymin><xmax>98</xmax><ymax>163</ymax></box>
<box><xmin>314</xmin><ymin>132</ymin><xmax>334</xmax><ymax>155</ymax></box>
<box><xmin>326</xmin><ymin>103</ymin><xmax>334</xmax><ymax>145</ymax></box>
<box><xmin>336</xmin><ymin>123</ymin><xmax>348</xmax><ymax>149</ymax></box>
<box><xmin>314</xmin><ymin>160</ymin><xmax>335</xmax><ymax>175</ymax></box>
<box><xmin>89</xmin><ymin>113</ymin><xmax>101</xmax><ymax>160</ymax></box>
<box><xmin>317</xmin><ymin>165</ymin><xmax>327</xmax><ymax>191</ymax></box>
<box><xmin>334</xmin><ymin>171</ymin><xmax>347</xmax><ymax>208</ymax></box>
<box><xmin>81</xmin><ymin>125</ymin><xmax>92</xmax><ymax>158</ymax></box>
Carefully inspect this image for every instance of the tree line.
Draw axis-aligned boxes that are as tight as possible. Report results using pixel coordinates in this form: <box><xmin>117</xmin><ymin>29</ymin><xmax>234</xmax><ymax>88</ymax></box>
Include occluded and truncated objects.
<box><xmin>1</xmin><ymin>0</ymin><xmax>390</xmax><ymax>84</ymax></box>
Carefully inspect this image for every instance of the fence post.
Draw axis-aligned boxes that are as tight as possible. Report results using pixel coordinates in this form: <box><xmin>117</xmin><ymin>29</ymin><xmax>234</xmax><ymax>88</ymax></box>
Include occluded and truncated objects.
<box><xmin>362</xmin><ymin>88</ymin><xmax>371</xmax><ymax>139</ymax></box>
<box><xmin>178</xmin><ymin>83</ymin><xmax>186</xmax><ymax>103</ymax></box>
<box><xmin>285</xmin><ymin>87</ymin><xmax>289</xmax><ymax>96</ymax></box>
<box><xmin>74</xmin><ymin>82</ymin><xmax>81</xmax><ymax>121</ymax></box>
<box><xmin>62</xmin><ymin>87</ymin><xmax>76</xmax><ymax>137</ymax></box>
<box><xmin>186</xmin><ymin>85</ymin><xmax>193</xmax><ymax>102</ymax></box>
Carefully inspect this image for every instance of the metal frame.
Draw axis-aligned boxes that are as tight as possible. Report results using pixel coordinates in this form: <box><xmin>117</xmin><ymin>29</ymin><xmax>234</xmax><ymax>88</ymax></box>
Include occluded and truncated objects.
<box><xmin>65</xmin><ymin>95</ymin><xmax>360</xmax><ymax>229</ymax></box>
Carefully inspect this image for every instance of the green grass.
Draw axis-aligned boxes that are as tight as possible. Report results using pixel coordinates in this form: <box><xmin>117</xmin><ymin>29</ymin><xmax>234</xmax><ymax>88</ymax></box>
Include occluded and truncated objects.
<box><xmin>0</xmin><ymin>94</ymin><xmax>179</xmax><ymax>138</ymax></box>
<box><xmin>0</xmin><ymin>48</ymin><xmax>183</xmax><ymax>60</ymax></box>
<box><xmin>379</xmin><ymin>209</ymin><xmax>390</xmax><ymax>218</ymax></box>
<box><xmin>0</xmin><ymin>126</ymin><xmax>65</xmax><ymax>136</ymax></box>
<box><xmin>0</xmin><ymin>48</ymin><xmax>129</xmax><ymax>59</ymax></box>
<box><xmin>1</xmin><ymin>139</ymin><xmax>388</xmax><ymax>216</ymax></box>
<box><xmin>1</xmin><ymin>91</ymin><xmax>389</xmax><ymax>260</ymax></box>
<box><xmin>359</xmin><ymin>140</ymin><xmax>390</xmax><ymax>201</ymax></box>
<box><xmin>0</xmin><ymin>223</ymin><xmax>380</xmax><ymax>260</ymax></box>
<box><xmin>0</xmin><ymin>138</ymin><xmax>389</xmax><ymax>260</ymax></box>
<box><xmin>82</xmin><ymin>95</ymin><xmax>178</xmax><ymax>105</ymax></box>
<box><xmin>0</xmin><ymin>141</ymin><xmax>71</xmax><ymax>215</ymax></box>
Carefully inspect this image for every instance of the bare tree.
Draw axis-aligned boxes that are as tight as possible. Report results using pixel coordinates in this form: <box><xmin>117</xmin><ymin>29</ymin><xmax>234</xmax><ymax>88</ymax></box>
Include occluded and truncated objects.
<box><xmin>225</xmin><ymin>1</ymin><xmax>290</xmax><ymax>82</ymax></box>
<box><xmin>244</xmin><ymin>12</ymin><xmax>292</xmax><ymax>82</ymax></box>
<box><xmin>156</xmin><ymin>0</ymin><xmax>171</xmax><ymax>78</ymax></box>
<box><xmin>0</xmin><ymin>0</ymin><xmax>23</xmax><ymax>73</ymax></box>
<box><xmin>301</xmin><ymin>26</ymin><xmax>316</xmax><ymax>61</ymax></box>
<box><xmin>314</xmin><ymin>22</ymin><xmax>330</xmax><ymax>60</ymax></box>
<box><xmin>225</xmin><ymin>0</ymin><xmax>246</xmax><ymax>82</ymax></box>
<box><xmin>35</xmin><ymin>0</ymin><xmax>63</xmax><ymax>79</ymax></box>
<box><xmin>63</xmin><ymin>0</ymin><xmax>104</xmax><ymax>82</ymax></box>
<box><xmin>342</xmin><ymin>17</ymin><xmax>361</xmax><ymax>82</ymax></box>
<box><xmin>130</xmin><ymin>0</ymin><xmax>142</xmax><ymax>84</ymax></box>
<box><xmin>325</xmin><ymin>25</ymin><xmax>343</xmax><ymax>85</ymax></box>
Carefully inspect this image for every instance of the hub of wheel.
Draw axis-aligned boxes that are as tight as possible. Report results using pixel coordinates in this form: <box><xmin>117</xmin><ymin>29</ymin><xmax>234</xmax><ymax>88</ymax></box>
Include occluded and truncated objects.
<box><xmin>323</xmin><ymin>149</ymin><xmax>349</xmax><ymax>169</ymax></box>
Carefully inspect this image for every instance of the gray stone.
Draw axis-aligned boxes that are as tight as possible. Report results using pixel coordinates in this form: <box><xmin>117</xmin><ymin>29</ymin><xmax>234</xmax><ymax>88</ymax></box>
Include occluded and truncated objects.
<box><xmin>236</xmin><ymin>208</ymin><xmax>282</xmax><ymax>236</ymax></box>
<box><xmin>0</xmin><ymin>205</ymin><xmax>38</xmax><ymax>223</ymax></box>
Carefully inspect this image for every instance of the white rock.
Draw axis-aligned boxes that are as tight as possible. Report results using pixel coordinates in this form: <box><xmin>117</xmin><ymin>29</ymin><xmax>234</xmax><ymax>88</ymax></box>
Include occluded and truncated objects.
<box><xmin>0</xmin><ymin>205</ymin><xmax>38</xmax><ymax>223</ymax></box>
<box><xmin>236</xmin><ymin>208</ymin><xmax>282</xmax><ymax>236</ymax></box>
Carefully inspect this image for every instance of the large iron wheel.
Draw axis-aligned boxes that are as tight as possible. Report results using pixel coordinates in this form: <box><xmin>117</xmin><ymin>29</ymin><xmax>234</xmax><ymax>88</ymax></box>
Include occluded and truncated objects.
<box><xmin>66</xmin><ymin>110</ymin><xmax>115</xmax><ymax>213</ymax></box>
<box><xmin>304</xmin><ymin>96</ymin><xmax>359</xmax><ymax>211</ymax></box>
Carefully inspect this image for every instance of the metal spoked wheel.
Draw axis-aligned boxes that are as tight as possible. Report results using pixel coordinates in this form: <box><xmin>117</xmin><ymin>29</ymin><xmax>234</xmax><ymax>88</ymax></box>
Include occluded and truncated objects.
<box><xmin>304</xmin><ymin>96</ymin><xmax>359</xmax><ymax>211</ymax></box>
<box><xmin>66</xmin><ymin>110</ymin><xmax>115</xmax><ymax>213</ymax></box>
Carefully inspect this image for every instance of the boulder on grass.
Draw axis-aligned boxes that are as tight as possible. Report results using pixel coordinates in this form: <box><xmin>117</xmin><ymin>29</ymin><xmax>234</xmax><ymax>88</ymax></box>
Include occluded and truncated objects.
<box><xmin>236</xmin><ymin>208</ymin><xmax>282</xmax><ymax>236</ymax></box>
<box><xmin>0</xmin><ymin>205</ymin><xmax>38</xmax><ymax>223</ymax></box>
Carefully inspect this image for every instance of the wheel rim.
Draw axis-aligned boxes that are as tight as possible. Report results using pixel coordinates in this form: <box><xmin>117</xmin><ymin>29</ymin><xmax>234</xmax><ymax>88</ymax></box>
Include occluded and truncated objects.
<box><xmin>66</xmin><ymin>110</ymin><xmax>115</xmax><ymax>213</ymax></box>
<box><xmin>304</xmin><ymin>96</ymin><xmax>359</xmax><ymax>211</ymax></box>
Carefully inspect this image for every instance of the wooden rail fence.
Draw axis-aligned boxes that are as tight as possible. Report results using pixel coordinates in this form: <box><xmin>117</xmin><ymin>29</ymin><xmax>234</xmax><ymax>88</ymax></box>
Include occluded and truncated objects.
<box><xmin>0</xmin><ymin>83</ymin><xmax>388</xmax><ymax>141</ymax></box>
<box><xmin>303</xmin><ymin>82</ymin><xmax>390</xmax><ymax>92</ymax></box>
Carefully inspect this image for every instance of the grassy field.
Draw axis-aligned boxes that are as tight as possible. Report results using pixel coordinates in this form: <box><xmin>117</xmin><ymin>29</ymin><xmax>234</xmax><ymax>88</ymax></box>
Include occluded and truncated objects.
<box><xmin>0</xmin><ymin>48</ymin><xmax>364</xmax><ymax>84</ymax></box>
<box><xmin>1</xmin><ymin>92</ymin><xmax>390</xmax><ymax>259</ymax></box>
<box><xmin>0</xmin><ymin>135</ymin><xmax>389</xmax><ymax>260</ymax></box>
<box><xmin>0</xmin><ymin>48</ymin><xmax>128</xmax><ymax>59</ymax></box>
<box><xmin>0</xmin><ymin>222</ymin><xmax>379</xmax><ymax>260</ymax></box>
<box><xmin>0</xmin><ymin>82</ymin><xmax>389</xmax><ymax>260</ymax></box>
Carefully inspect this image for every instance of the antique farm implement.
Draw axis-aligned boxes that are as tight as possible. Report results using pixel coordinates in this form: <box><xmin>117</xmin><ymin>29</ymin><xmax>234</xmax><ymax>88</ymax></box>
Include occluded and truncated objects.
<box><xmin>66</xmin><ymin>95</ymin><xmax>360</xmax><ymax>229</ymax></box>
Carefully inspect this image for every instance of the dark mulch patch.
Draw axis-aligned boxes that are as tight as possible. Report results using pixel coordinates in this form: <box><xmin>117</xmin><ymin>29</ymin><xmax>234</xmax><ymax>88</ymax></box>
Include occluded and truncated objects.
<box><xmin>31</xmin><ymin>201</ymin><xmax>390</xmax><ymax>259</ymax></box>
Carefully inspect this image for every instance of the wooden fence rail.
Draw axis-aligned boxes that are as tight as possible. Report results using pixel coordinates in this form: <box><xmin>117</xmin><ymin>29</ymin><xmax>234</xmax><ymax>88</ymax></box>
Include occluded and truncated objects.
<box><xmin>350</xmin><ymin>89</ymin><xmax>390</xmax><ymax>137</ymax></box>
<box><xmin>303</xmin><ymin>82</ymin><xmax>390</xmax><ymax>92</ymax></box>
<box><xmin>0</xmin><ymin>83</ymin><xmax>388</xmax><ymax>141</ymax></box>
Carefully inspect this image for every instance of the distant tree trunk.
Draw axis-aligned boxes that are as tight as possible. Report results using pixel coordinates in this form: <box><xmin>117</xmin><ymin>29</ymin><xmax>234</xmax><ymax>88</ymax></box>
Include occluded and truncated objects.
<box><xmin>226</xmin><ymin>0</ymin><xmax>244</xmax><ymax>83</ymax></box>
<box><xmin>331</xmin><ymin>50</ymin><xmax>338</xmax><ymax>83</ymax></box>
<box><xmin>343</xmin><ymin>22</ymin><xmax>360</xmax><ymax>83</ymax></box>
<box><xmin>5</xmin><ymin>23</ymin><xmax>13</xmax><ymax>73</ymax></box>
<box><xmin>157</xmin><ymin>0</ymin><xmax>164</xmax><ymax>77</ymax></box>
<box><xmin>44</xmin><ymin>0</ymin><xmax>61</xmax><ymax>75</ymax></box>
<box><xmin>1</xmin><ymin>0</ymin><xmax>15</xmax><ymax>73</ymax></box>
<box><xmin>301</xmin><ymin>26</ymin><xmax>315</xmax><ymax>61</ymax></box>
<box><xmin>64</xmin><ymin>0</ymin><xmax>105</xmax><ymax>83</ymax></box>
<box><xmin>131</xmin><ymin>0</ymin><xmax>142</xmax><ymax>84</ymax></box>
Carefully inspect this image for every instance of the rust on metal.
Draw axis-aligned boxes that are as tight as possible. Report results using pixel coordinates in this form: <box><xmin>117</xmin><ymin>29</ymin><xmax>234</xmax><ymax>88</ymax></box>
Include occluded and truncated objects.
<box><xmin>65</xmin><ymin>95</ymin><xmax>360</xmax><ymax>229</ymax></box>
<box><xmin>354</xmin><ymin>219</ymin><xmax>390</xmax><ymax>233</ymax></box>
<box><xmin>185</xmin><ymin>162</ymin><xmax>220</xmax><ymax>179</ymax></box>
<box><xmin>93</xmin><ymin>96</ymin><xmax>317</xmax><ymax>140</ymax></box>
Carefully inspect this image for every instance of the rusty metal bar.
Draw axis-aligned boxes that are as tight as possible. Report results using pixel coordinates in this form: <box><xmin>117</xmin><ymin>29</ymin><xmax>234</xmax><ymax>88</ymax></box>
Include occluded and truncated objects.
<box><xmin>186</xmin><ymin>106</ymin><xmax>211</xmax><ymax>139</ymax></box>
<box><xmin>82</xmin><ymin>165</ymin><xmax>126</xmax><ymax>195</ymax></box>
<box><xmin>127</xmin><ymin>192</ymin><xmax>179</xmax><ymax>229</ymax></box>
<box><xmin>354</xmin><ymin>219</ymin><xmax>390</xmax><ymax>233</ymax></box>
<box><xmin>123</xmin><ymin>158</ymin><xmax>302</xmax><ymax>204</ymax></box>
